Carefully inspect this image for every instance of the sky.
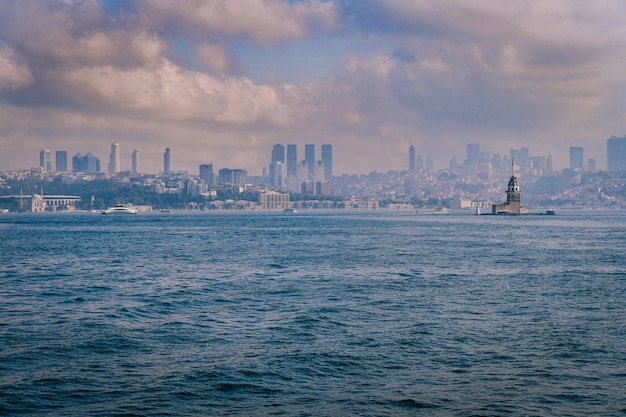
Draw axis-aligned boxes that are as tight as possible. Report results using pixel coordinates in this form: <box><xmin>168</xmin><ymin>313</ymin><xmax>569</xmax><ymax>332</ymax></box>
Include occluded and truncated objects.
<box><xmin>1</xmin><ymin>0</ymin><xmax>625</xmax><ymax>175</ymax></box>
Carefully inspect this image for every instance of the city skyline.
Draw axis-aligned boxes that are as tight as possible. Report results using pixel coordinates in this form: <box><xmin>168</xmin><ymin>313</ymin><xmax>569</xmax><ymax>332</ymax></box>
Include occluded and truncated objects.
<box><xmin>25</xmin><ymin>138</ymin><xmax>619</xmax><ymax>178</ymax></box>
<box><xmin>1</xmin><ymin>1</ymin><xmax>625</xmax><ymax>174</ymax></box>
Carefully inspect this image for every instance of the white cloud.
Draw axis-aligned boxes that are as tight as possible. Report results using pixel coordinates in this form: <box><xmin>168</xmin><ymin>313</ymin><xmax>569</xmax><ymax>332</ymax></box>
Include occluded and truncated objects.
<box><xmin>0</xmin><ymin>46</ymin><xmax>33</xmax><ymax>90</ymax></box>
<box><xmin>61</xmin><ymin>58</ymin><xmax>307</xmax><ymax>126</ymax></box>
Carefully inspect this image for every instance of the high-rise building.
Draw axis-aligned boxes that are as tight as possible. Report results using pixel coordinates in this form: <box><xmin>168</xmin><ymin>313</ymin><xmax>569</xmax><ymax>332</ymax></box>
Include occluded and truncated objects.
<box><xmin>199</xmin><ymin>164</ymin><xmax>213</xmax><ymax>186</ymax></box>
<box><xmin>321</xmin><ymin>144</ymin><xmax>332</xmax><ymax>182</ymax></box>
<box><xmin>305</xmin><ymin>144</ymin><xmax>315</xmax><ymax>180</ymax></box>
<box><xmin>297</xmin><ymin>160</ymin><xmax>308</xmax><ymax>188</ymax></box>
<box><xmin>426</xmin><ymin>155</ymin><xmax>433</xmax><ymax>173</ymax></box>
<box><xmin>164</xmin><ymin>148</ymin><xmax>171</xmax><ymax>174</ymax></box>
<box><xmin>56</xmin><ymin>151</ymin><xmax>67</xmax><ymax>172</ymax></box>
<box><xmin>466</xmin><ymin>143</ymin><xmax>480</xmax><ymax>164</ymax></box>
<box><xmin>569</xmin><ymin>146</ymin><xmax>583</xmax><ymax>170</ymax></box>
<box><xmin>40</xmin><ymin>149</ymin><xmax>52</xmax><ymax>172</ymax></box>
<box><xmin>218</xmin><ymin>168</ymin><xmax>247</xmax><ymax>185</ymax></box>
<box><xmin>72</xmin><ymin>152</ymin><xmax>100</xmax><ymax>172</ymax></box>
<box><xmin>587</xmin><ymin>158</ymin><xmax>596</xmax><ymax>171</ymax></box>
<box><xmin>314</xmin><ymin>160</ymin><xmax>325</xmax><ymax>183</ymax></box>
<box><xmin>409</xmin><ymin>145</ymin><xmax>416</xmax><ymax>175</ymax></box>
<box><xmin>607</xmin><ymin>136</ymin><xmax>626</xmax><ymax>172</ymax></box>
<box><xmin>108</xmin><ymin>142</ymin><xmax>120</xmax><ymax>174</ymax></box>
<box><xmin>132</xmin><ymin>149</ymin><xmax>139</xmax><ymax>174</ymax></box>
<box><xmin>287</xmin><ymin>144</ymin><xmax>298</xmax><ymax>178</ymax></box>
<box><xmin>269</xmin><ymin>144</ymin><xmax>285</xmax><ymax>187</ymax></box>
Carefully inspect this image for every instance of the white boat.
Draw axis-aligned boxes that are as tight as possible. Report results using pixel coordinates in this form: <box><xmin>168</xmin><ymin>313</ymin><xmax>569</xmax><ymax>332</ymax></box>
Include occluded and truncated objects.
<box><xmin>102</xmin><ymin>205</ymin><xmax>138</xmax><ymax>214</ymax></box>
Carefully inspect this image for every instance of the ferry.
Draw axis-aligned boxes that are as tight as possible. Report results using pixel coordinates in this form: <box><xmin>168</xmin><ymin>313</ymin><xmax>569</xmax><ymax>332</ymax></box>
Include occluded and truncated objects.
<box><xmin>102</xmin><ymin>205</ymin><xmax>138</xmax><ymax>215</ymax></box>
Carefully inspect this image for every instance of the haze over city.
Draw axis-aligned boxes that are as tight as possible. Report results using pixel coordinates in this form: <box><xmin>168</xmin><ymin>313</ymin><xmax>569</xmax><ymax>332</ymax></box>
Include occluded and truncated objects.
<box><xmin>1</xmin><ymin>0</ymin><xmax>625</xmax><ymax>174</ymax></box>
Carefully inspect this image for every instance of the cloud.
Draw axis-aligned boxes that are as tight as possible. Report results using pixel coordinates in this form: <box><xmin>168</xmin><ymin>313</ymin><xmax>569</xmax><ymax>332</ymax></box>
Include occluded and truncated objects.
<box><xmin>60</xmin><ymin>58</ymin><xmax>308</xmax><ymax>125</ymax></box>
<box><xmin>196</xmin><ymin>42</ymin><xmax>230</xmax><ymax>73</ymax></box>
<box><xmin>0</xmin><ymin>46</ymin><xmax>33</xmax><ymax>90</ymax></box>
<box><xmin>138</xmin><ymin>0</ymin><xmax>342</xmax><ymax>44</ymax></box>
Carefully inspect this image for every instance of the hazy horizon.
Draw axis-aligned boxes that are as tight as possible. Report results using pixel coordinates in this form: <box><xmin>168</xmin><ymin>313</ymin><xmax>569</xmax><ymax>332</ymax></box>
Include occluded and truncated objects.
<box><xmin>1</xmin><ymin>1</ymin><xmax>625</xmax><ymax>175</ymax></box>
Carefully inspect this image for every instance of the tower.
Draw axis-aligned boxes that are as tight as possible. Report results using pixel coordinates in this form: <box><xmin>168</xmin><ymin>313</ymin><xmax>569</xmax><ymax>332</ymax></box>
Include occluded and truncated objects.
<box><xmin>40</xmin><ymin>149</ymin><xmax>52</xmax><ymax>172</ymax></box>
<box><xmin>199</xmin><ymin>164</ymin><xmax>213</xmax><ymax>185</ymax></box>
<box><xmin>56</xmin><ymin>151</ymin><xmax>67</xmax><ymax>172</ymax></box>
<box><xmin>132</xmin><ymin>148</ymin><xmax>139</xmax><ymax>174</ymax></box>
<box><xmin>287</xmin><ymin>144</ymin><xmax>297</xmax><ymax>177</ymax></box>
<box><xmin>321</xmin><ymin>144</ymin><xmax>332</xmax><ymax>182</ymax></box>
<box><xmin>269</xmin><ymin>144</ymin><xmax>284</xmax><ymax>187</ymax></box>
<box><xmin>164</xmin><ymin>148</ymin><xmax>171</xmax><ymax>174</ymax></box>
<box><xmin>305</xmin><ymin>144</ymin><xmax>315</xmax><ymax>180</ymax></box>
<box><xmin>108</xmin><ymin>142</ymin><xmax>120</xmax><ymax>174</ymax></box>
<box><xmin>409</xmin><ymin>145</ymin><xmax>416</xmax><ymax>175</ymax></box>
<box><xmin>569</xmin><ymin>146</ymin><xmax>583</xmax><ymax>170</ymax></box>
<box><xmin>607</xmin><ymin>136</ymin><xmax>626</xmax><ymax>172</ymax></box>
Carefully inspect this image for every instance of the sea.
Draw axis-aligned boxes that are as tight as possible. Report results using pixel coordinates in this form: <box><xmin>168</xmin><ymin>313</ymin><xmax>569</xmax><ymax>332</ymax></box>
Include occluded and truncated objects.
<box><xmin>1</xmin><ymin>210</ymin><xmax>625</xmax><ymax>416</ymax></box>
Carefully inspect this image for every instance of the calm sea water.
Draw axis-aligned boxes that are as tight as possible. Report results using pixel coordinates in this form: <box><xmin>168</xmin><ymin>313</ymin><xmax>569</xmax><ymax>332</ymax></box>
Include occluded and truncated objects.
<box><xmin>1</xmin><ymin>210</ymin><xmax>625</xmax><ymax>416</ymax></box>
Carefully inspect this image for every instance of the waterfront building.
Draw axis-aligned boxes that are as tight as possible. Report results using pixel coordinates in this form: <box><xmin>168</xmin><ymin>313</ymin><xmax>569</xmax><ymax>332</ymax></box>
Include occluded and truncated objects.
<box><xmin>305</xmin><ymin>144</ymin><xmax>315</xmax><ymax>180</ymax></box>
<box><xmin>259</xmin><ymin>191</ymin><xmax>289</xmax><ymax>210</ymax></box>
<box><xmin>491</xmin><ymin>165</ymin><xmax>528</xmax><ymax>214</ymax></box>
<box><xmin>569</xmin><ymin>146</ymin><xmax>583</xmax><ymax>170</ymax></box>
<box><xmin>607</xmin><ymin>136</ymin><xmax>626</xmax><ymax>172</ymax></box>
<box><xmin>164</xmin><ymin>148</ymin><xmax>171</xmax><ymax>174</ymax></box>
<box><xmin>56</xmin><ymin>151</ymin><xmax>67</xmax><ymax>172</ymax></box>
<box><xmin>132</xmin><ymin>149</ymin><xmax>139</xmax><ymax>174</ymax></box>
<box><xmin>40</xmin><ymin>149</ymin><xmax>52</xmax><ymax>172</ymax></box>
<box><xmin>409</xmin><ymin>145</ymin><xmax>416</xmax><ymax>175</ymax></box>
<box><xmin>108</xmin><ymin>142</ymin><xmax>120</xmax><ymax>174</ymax></box>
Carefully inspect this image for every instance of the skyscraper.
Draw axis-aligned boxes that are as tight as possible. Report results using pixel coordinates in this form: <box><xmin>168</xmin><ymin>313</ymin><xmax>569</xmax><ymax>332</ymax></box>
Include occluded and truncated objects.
<box><xmin>269</xmin><ymin>144</ymin><xmax>285</xmax><ymax>187</ymax></box>
<box><xmin>321</xmin><ymin>144</ymin><xmax>332</xmax><ymax>182</ymax></box>
<box><xmin>56</xmin><ymin>151</ymin><xmax>67</xmax><ymax>172</ymax></box>
<box><xmin>409</xmin><ymin>145</ymin><xmax>416</xmax><ymax>175</ymax></box>
<box><xmin>108</xmin><ymin>142</ymin><xmax>120</xmax><ymax>174</ymax></box>
<box><xmin>607</xmin><ymin>136</ymin><xmax>626</xmax><ymax>172</ymax></box>
<box><xmin>466</xmin><ymin>143</ymin><xmax>480</xmax><ymax>164</ymax></box>
<box><xmin>72</xmin><ymin>153</ymin><xmax>100</xmax><ymax>172</ymax></box>
<box><xmin>287</xmin><ymin>144</ymin><xmax>298</xmax><ymax>178</ymax></box>
<box><xmin>305</xmin><ymin>144</ymin><xmax>315</xmax><ymax>180</ymax></box>
<box><xmin>199</xmin><ymin>164</ymin><xmax>213</xmax><ymax>185</ymax></box>
<box><xmin>164</xmin><ymin>148</ymin><xmax>171</xmax><ymax>174</ymax></box>
<box><xmin>314</xmin><ymin>160</ymin><xmax>325</xmax><ymax>183</ymax></box>
<box><xmin>569</xmin><ymin>146</ymin><xmax>583</xmax><ymax>170</ymax></box>
<box><xmin>40</xmin><ymin>149</ymin><xmax>52</xmax><ymax>171</ymax></box>
<box><xmin>132</xmin><ymin>149</ymin><xmax>139</xmax><ymax>174</ymax></box>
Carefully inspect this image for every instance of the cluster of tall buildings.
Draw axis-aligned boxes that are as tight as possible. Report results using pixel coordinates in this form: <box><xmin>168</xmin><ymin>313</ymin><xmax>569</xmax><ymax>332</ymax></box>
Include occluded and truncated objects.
<box><xmin>267</xmin><ymin>143</ymin><xmax>332</xmax><ymax>195</ymax></box>
<box><xmin>408</xmin><ymin>145</ymin><xmax>433</xmax><ymax>175</ymax></box>
<box><xmin>39</xmin><ymin>143</ymin><xmax>139</xmax><ymax>174</ymax></box>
